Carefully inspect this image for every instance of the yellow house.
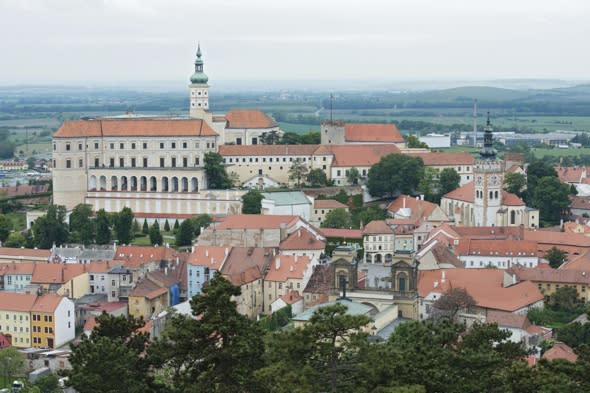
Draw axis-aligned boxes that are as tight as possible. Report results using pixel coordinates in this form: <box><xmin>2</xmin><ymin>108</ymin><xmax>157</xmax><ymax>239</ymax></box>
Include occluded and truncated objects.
<box><xmin>0</xmin><ymin>293</ymin><xmax>36</xmax><ymax>348</ymax></box>
<box><xmin>32</xmin><ymin>263</ymin><xmax>89</xmax><ymax>299</ymax></box>
<box><xmin>129</xmin><ymin>276</ymin><xmax>169</xmax><ymax>320</ymax></box>
<box><xmin>511</xmin><ymin>267</ymin><xmax>590</xmax><ymax>302</ymax></box>
<box><xmin>31</xmin><ymin>293</ymin><xmax>75</xmax><ymax>349</ymax></box>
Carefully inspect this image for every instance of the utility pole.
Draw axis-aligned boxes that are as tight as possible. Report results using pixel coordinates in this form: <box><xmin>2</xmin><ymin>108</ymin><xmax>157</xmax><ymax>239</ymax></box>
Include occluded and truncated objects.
<box><xmin>330</xmin><ymin>93</ymin><xmax>334</xmax><ymax>125</ymax></box>
<box><xmin>473</xmin><ymin>99</ymin><xmax>478</xmax><ymax>147</ymax></box>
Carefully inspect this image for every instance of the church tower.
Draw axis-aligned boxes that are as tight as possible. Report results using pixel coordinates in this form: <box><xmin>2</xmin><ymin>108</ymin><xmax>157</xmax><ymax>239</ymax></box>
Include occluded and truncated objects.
<box><xmin>189</xmin><ymin>44</ymin><xmax>210</xmax><ymax>119</ymax></box>
<box><xmin>473</xmin><ymin>113</ymin><xmax>503</xmax><ymax>226</ymax></box>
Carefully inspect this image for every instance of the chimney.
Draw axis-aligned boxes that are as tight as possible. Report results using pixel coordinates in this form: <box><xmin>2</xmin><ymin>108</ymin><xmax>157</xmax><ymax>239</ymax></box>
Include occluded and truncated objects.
<box><xmin>164</xmin><ymin>267</ymin><xmax>168</xmax><ymax>275</ymax></box>
<box><xmin>298</xmin><ymin>229</ymin><xmax>301</xmax><ymax>238</ymax></box>
<box><xmin>275</xmin><ymin>256</ymin><xmax>281</xmax><ymax>271</ymax></box>
<box><xmin>205</xmin><ymin>249</ymin><xmax>209</xmax><ymax>257</ymax></box>
<box><xmin>191</xmin><ymin>246</ymin><xmax>195</xmax><ymax>253</ymax></box>
<box><xmin>294</xmin><ymin>255</ymin><xmax>298</xmax><ymax>263</ymax></box>
<box><xmin>225</xmin><ymin>247</ymin><xmax>229</xmax><ymax>256</ymax></box>
<box><xmin>434</xmin><ymin>280</ymin><xmax>439</xmax><ymax>288</ymax></box>
<box><xmin>441</xmin><ymin>270</ymin><xmax>446</xmax><ymax>283</ymax></box>
<box><xmin>403</xmin><ymin>197</ymin><xmax>406</xmax><ymax>209</ymax></box>
<box><xmin>290</xmin><ymin>265</ymin><xmax>294</xmax><ymax>272</ymax></box>
<box><xmin>211</xmin><ymin>257</ymin><xmax>215</xmax><ymax>265</ymax></box>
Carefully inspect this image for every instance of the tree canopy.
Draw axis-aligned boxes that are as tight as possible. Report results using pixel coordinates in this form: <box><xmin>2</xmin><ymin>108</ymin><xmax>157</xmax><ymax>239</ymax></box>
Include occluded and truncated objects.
<box><xmin>321</xmin><ymin>208</ymin><xmax>353</xmax><ymax>229</ymax></box>
<box><xmin>149</xmin><ymin>222</ymin><xmax>163</xmax><ymax>246</ymax></box>
<box><xmin>544</xmin><ymin>246</ymin><xmax>567</xmax><ymax>269</ymax></box>
<box><xmin>288</xmin><ymin>158</ymin><xmax>308</xmax><ymax>187</ymax></box>
<box><xmin>95</xmin><ymin>209</ymin><xmax>112</xmax><ymax>245</ymax></box>
<box><xmin>368</xmin><ymin>154</ymin><xmax>424</xmax><ymax>198</ymax></box>
<box><xmin>307</xmin><ymin>168</ymin><xmax>329</xmax><ymax>187</ymax></box>
<box><xmin>32</xmin><ymin>204</ymin><xmax>69</xmax><ymax>249</ymax></box>
<box><xmin>113</xmin><ymin>206</ymin><xmax>134</xmax><ymax>244</ymax></box>
<box><xmin>531</xmin><ymin>176</ymin><xmax>571</xmax><ymax>226</ymax></box>
<box><xmin>175</xmin><ymin>219</ymin><xmax>194</xmax><ymax>247</ymax></box>
<box><xmin>0</xmin><ymin>214</ymin><xmax>12</xmax><ymax>243</ymax></box>
<box><xmin>204</xmin><ymin>152</ymin><xmax>232</xmax><ymax>189</ymax></box>
<box><xmin>242</xmin><ymin>189</ymin><xmax>264</xmax><ymax>214</ymax></box>
<box><xmin>69</xmin><ymin>204</ymin><xmax>95</xmax><ymax>245</ymax></box>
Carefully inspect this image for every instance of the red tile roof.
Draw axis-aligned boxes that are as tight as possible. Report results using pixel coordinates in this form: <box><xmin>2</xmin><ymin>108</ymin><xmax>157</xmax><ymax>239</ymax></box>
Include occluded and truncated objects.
<box><xmin>129</xmin><ymin>277</ymin><xmax>168</xmax><ymax>299</ymax></box>
<box><xmin>280</xmin><ymin>228</ymin><xmax>326</xmax><ymax>250</ymax></box>
<box><xmin>318</xmin><ymin>228</ymin><xmax>362</xmax><ymax>239</ymax></box>
<box><xmin>486</xmin><ymin>310</ymin><xmax>530</xmax><ymax>329</ymax></box>
<box><xmin>0</xmin><ymin>247</ymin><xmax>51</xmax><ymax>260</ymax></box>
<box><xmin>0</xmin><ymin>262</ymin><xmax>36</xmax><ymax>275</ymax></box>
<box><xmin>0</xmin><ymin>292</ymin><xmax>37</xmax><ymax>312</ymax></box>
<box><xmin>31</xmin><ymin>263</ymin><xmax>87</xmax><ymax>284</ymax></box>
<box><xmin>363</xmin><ymin>220</ymin><xmax>393</xmax><ymax>235</ymax></box>
<box><xmin>502</xmin><ymin>191</ymin><xmax>525</xmax><ymax>206</ymax></box>
<box><xmin>279</xmin><ymin>290</ymin><xmax>303</xmax><ymax>305</ymax></box>
<box><xmin>455</xmin><ymin>239</ymin><xmax>537</xmax><ymax>257</ymax></box>
<box><xmin>344</xmin><ymin>123</ymin><xmax>404</xmax><ymax>143</ymax></box>
<box><xmin>221</xmin><ymin>247</ymin><xmax>275</xmax><ymax>286</ymax></box>
<box><xmin>418</xmin><ymin>269</ymin><xmax>544</xmax><ymax>312</ymax></box>
<box><xmin>114</xmin><ymin>246</ymin><xmax>184</xmax><ymax>269</ymax></box>
<box><xmin>556</xmin><ymin>166</ymin><xmax>588</xmax><ymax>184</ymax></box>
<box><xmin>511</xmin><ymin>267</ymin><xmax>590</xmax><ymax>285</ymax></box>
<box><xmin>215</xmin><ymin>214</ymin><xmax>300</xmax><ymax>230</ymax></box>
<box><xmin>387</xmin><ymin>195</ymin><xmax>438</xmax><ymax>219</ymax></box>
<box><xmin>406</xmin><ymin>152</ymin><xmax>475</xmax><ymax>166</ymax></box>
<box><xmin>314</xmin><ymin>199</ymin><xmax>348</xmax><ymax>209</ymax></box>
<box><xmin>328</xmin><ymin>144</ymin><xmax>401</xmax><ymax>167</ymax></box>
<box><xmin>53</xmin><ymin>118</ymin><xmax>218</xmax><ymax>138</ymax></box>
<box><xmin>187</xmin><ymin>245</ymin><xmax>229</xmax><ymax>270</ymax></box>
<box><xmin>265</xmin><ymin>255</ymin><xmax>312</xmax><ymax>282</ymax></box>
<box><xmin>542</xmin><ymin>342</ymin><xmax>578</xmax><ymax>362</ymax></box>
<box><xmin>83</xmin><ymin>315</ymin><xmax>98</xmax><ymax>333</ymax></box>
<box><xmin>524</xmin><ymin>229</ymin><xmax>590</xmax><ymax>257</ymax></box>
<box><xmin>225</xmin><ymin>109</ymin><xmax>277</xmax><ymax>129</ymax></box>
<box><xmin>31</xmin><ymin>293</ymin><xmax>64</xmax><ymax>313</ymax></box>
<box><xmin>443</xmin><ymin>181</ymin><xmax>474</xmax><ymax>203</ymax></box>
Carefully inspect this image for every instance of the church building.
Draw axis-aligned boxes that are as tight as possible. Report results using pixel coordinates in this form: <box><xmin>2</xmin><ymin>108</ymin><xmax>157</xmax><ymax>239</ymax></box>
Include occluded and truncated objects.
<box><xmin>440</xmin><ymin>115</ymin><xmax>539</xmax><ymax>228</ymax></box>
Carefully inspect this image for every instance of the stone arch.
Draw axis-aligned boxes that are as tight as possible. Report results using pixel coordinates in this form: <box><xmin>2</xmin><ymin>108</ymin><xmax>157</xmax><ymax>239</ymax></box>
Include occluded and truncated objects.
<box><xmin>150</xmin><ymin>176</ymin><xmax>157</xmax><ymax>192</ymax></box>
<box><xmin>121</xmin><ymin>176</ymin><xmax>128</xmax><ymax>191</ymax></box>
<box><xmin>162</xmin><ymin>177</ymin><xmax>169</xmax><ymax>192</ymax></box>
<box><xmin>384</xmin><ymin>253</ymin><xmax>393</xmax><ymax>263</ymax></box>
<box><xmin>191</xmin><ymin>177</ymin><xmax>198</xmax><ymax>192</ymax></box>
<box><xmin>365</xmin><ymin>253</ymin><xmax>373</xmax><ymax>263</ymax></box>
<box><xmin>89</xmin><ymin>175</ymin><xmax>97</xmax><ymax>191</ymax></box>
<box><xmin>374</xmin><ymin>254</ymin><xmax>382</xmax><ymax>264</ymax></box>
<box><xmin>140</xmin><ymin>176</ymin><xmax>147</xmax><ymax>192</ymax></box>
<box><xmin>110</xmin><ymin>176</ymin><xmax>118</xmax><ymax>191</ymax></box>
<box><xmin>130</xmin><ymin>176</ymin><xmax>137</xmax><ymax>191</ymax></box>
<box><xmin>172</xmin><ymin>177</ymin><xmax>179</xmax><ymax>192</ymax></box>
<box><xmin>181</xmin><ymin>177</ymin><xmax>188</xmax><ymax>192</ymax></box>
<box><xmin>99</xmin><ymin>176</ymin><xmax>106</xmax><ymax>191</ymax></box>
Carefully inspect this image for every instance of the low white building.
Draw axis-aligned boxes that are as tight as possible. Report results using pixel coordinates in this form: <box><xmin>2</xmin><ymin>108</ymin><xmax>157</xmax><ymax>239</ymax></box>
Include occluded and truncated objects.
<box><xmin>419</xmin><ymin>133</ymin><xmax>451</xmax><ymax>148</ymax></box>
<box><xmin>261</xmin><ymin>191</ymin><xmax>313</xmax><ymax>221</ymax></box>
<box><xmin>456</xmin><ymin>239</ymin><xmax>539</xmax><ymax>269</ymax></box>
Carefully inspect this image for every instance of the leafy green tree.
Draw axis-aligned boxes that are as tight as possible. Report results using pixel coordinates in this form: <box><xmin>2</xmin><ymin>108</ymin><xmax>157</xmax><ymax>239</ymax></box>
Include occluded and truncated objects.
<box><xmin>29</xmin><ymin>373</ymin><xmax>61</xmax><ymax>393</ymax></box>
<box><xmin>526</xmin><ymin>160</ymin><xmax>558</xmax><ymax>203</ymax></box>
<box><xmin>288</xmin><ymin>158</ymin><xmax>308</xmax><ymax>187</ymax></box>
<box><xmin>175</xmin><ymin>219</ymin><xmax>194</xmax><ymax>247</ymax></box>
<box><xmin>95</xmin><ymin>209</ymin><xmax>111</xmax><ymax>245</ymax></box>
<box><xmin>353</xmin><ymin>206</ymin><xmax>386</xmax><ymax>228</ymax></box>
<box><xmin>113</xmin><ymin>207</ymin><xmax>134</xmax><ymax>244</ymax></box>
<box><xmin>149</xmin><ymin>222</ymin><xmax>163</xmax><ymax>246</ymax></box>
<box><xmin>418</xmin><ymin>167</ymin><xmax>438</xmax><ymax>202</ymax></box>
<box><xmin>242</xmin><ymin>189</ymin><xmax>264</xmax><ymax>214</ymax></box>
<box><xmin>32</xmin><ymin>205</ymin><xmax>69</xmax><ymax>249</ymax></box>
<box><xmin>152</xmin><ymin>274</ymin><xmax>264</xmax><ymax>393</ymax></box>
<box><xmin>406</xmin><ymin>135</ymin><xmax>429</xmax><ymax>148</ymax></box>
<box><xmin>551</xmin><ymin>286</ymin><xmax>579</xmax><ymax>312</ymax></box>
<box><xmin>431</xmin><ymin>288</ymin><xmax>475</xmax><ymax>322</ymax></box>
<box><xmin>438</xmin><ymin>168</ymin><xmax>461</xmax><ymax>197</ymax></box>
<box><xmin>204</xmin><ymin>152</ymin><xmax>231</xmax><ymax>189</ymax></box>
<box><xmin>191</xmin><ymin>214</ymin><xmax>213</xmax><ymax>237</ymax></box>
<box><xmin>132</xmin><ymin>219</ymin><xmax>140</xmax><ymax>234</ymax></box>
<box><xmin>307</xmin><ymin>168</ymin><xmax>328</xmax><ymax>187</ymax></box>
<box><xmin>531</xmin><ymin>176</ymin><xmax>571</xmax><ymax>226</ymax></box>
<box><xmin>261</xmin><ymin>130</ymin><xmax>280</xmax><ymax>145</ymax></box>
<box><xmin>0</xmin><ymin>347</ymin><xmax>25</xmax><ymax>386</ymax></box>
<box><xmin>300</xmin><ymin>131</ymin><xmax>320</xmax><ymax>144</ymax></box>
<box><xmin>346</xmin><ymin>167</ymin><xmax>361</xmax><ymax>185</ymax></box>
<box><xmin>556</xmin><ymin>321</ymin><xmax>590</xmax><ymax>349</ymax></box>
<box><xmin>142</xmin><ymin>219</ymin><xmax>149</xmax><ymax>234</ymax></box>
<box><xmin>67</xmin><ymin>313</ymin><xmax>156</xmax><ymax>393</ymax></box>
<box><xmin>164</xmin><ymin>219</ymin><xmax>170</xmax><ymax>232</ymax></box>
<box><xmin>503</xmin><ymin>172</ymin><xmax>527</xmax><ymax>197</ymax></box>
<box><xmin>545</xmin><ymin>246</ymin><xmax>567</xmax><ymax>269</ymax></box>
<box><xmin>321</xmin><ymin>208</ymin><xmax>353</xmax><ymax>229</ymax></box>
<box><xmin>0</xmin><ymin>214</ymin><xmax>12</xmax><ymax>243</ymax></box>
<box><xmin>4</xmin><ymin>231</ymin><xmax>25</xmax><ymax>248</ymax></box>
<box><xmin>69</xmin><ymin>204</ymin><xmax>95</xmax><ymax>245</ymax></box>
<box><xmin>368</xmin><ymin>154</ymin><xmax>424</xmax><ymax>198</ymax></box>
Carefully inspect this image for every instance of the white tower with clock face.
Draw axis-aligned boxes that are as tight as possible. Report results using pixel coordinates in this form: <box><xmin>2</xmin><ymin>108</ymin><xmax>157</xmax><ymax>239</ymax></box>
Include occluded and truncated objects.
<box><xmin>474</xmin><ymin>114</ymin><xmax>504</xmax><ymax>226</ymax></box>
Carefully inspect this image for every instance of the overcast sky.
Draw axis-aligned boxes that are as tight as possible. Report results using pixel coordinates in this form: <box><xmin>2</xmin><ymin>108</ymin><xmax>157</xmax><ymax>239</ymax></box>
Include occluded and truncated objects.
<box><xmin>1</xmin><ymin>0</ymin><xmax>589</xmax><ymax>85</ymax></box>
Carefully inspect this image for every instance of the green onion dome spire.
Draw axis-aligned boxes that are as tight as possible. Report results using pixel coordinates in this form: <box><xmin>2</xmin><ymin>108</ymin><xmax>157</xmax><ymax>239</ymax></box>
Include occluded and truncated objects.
<box><xmin>190</xmin><ymin>44</ymin><xmax>209</xmax><ymax>84</ymax></box>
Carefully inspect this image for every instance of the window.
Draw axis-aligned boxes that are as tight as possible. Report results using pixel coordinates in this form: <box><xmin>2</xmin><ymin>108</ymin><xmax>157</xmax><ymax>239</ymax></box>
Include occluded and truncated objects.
<box><xmin>236</xmin><ymin>138</ymin><xmax>242</xmax><ymax>145</ymax></box>
<box><xmin>119</xmin><ymin>158</ymin><xmax>124</xmax><ymax>167</ymax></box>
<box><xmin>160</xmin><ymin>142</ymin><xmax>164</xmax><ymax>149</ymax></box>
<box><xmin>171</xmin><ymin>157</ymin><xmax>176</xmax><ymax>167</ymax></box>
<box><xmin>131</xmin><ymin>158</ymin><xmax>136</xmax><ymax>168</ymax></box>
<box><xmin>78</xmin><ymin>143</ymin><xmax>83</xmax><ymax>150</ymax></box>
<box><xmin>160</xmin><ymin>157</ymin><xmax>165</xmax><ymax>167</ymax></box>
<box><xmin>182</xmin><ymin>142</ymin><xmax>187</xmax><ymax>148</ymax></box>
<box><xmin>120</xmin><ymin>143</ymin><xmax>124</xmax><ymax>149</ymax></box>
<box><xmin>90</xmin><ymin>275</ymin><xmax>94</xmax><ymax>280</ymax></box>
<box><xmin>195</xmin><ymin>157</ymin><xmax>200</xmax><ymax>166</ymax></box>
<box><xmin>143</xmin><ymin>158</ymin><xmax>148</xmax><ymax>167</ymax></box>
<box><xmin>94</xmin><ymin>158</ymin><xmax>99</xmax><ymax>167</ymax></box>
<box><xmin>171</xmin><ymin>142</ymin><xmax>176</xmax><ymax>149</ymax></box>
<box><xmin>143</xmin><ymin>142</ymin><xmax>148</xmax><ymax>149</ymax></box>
<box><xmin>53</xmin><ymin>144</ymin><xmax>56</xmax><ymax>151</ymax></box>
<box><xmin>109</xmin><ymin>158</ymin><xmax>114</xmax><ymax>167</ymax></box>
<box><xmin>183</xmin><ymin>157</ymin><xmax>188</xmax><ymax>167</ymax></box>
<box><xmin>110</xmin><ymin>143</ymin><xmax>115</xmax><ymax>149</ymax></box>
<box><xmin>79</xmin><ymin>159</ymin><xmax>83</xmax><ymax>167</ymax></box>
<box><xmin>66</xmin><ymin>159</ymin><xmax>71</xmax><ymax>168</ymax></box>
<box><xmin>337</xmin><ymin>170</ymin><xmax>341</xmax><ymax>176</ymax></box>
<box><xmin>131</xmin><ymin>143</ymin><xmax>136</xmax><ymax>149</ymax></box>
<box><xmin>112</xmin><ymin>280</ymin><xmax>115</xmax><ymax>286</ymax></box>
<box><xmin>66</xmin><ymin>143</ymin><xmax>71</xmax><ymax>151</ymax></box>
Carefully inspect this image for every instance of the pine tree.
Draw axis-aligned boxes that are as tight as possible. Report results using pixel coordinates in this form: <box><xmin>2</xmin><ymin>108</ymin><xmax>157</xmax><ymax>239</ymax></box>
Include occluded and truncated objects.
<box><xmin>142</xmin><ymin>219</ymin><xmax>149</xmax><ymax>234</ymax></box>
<box><xmin>164</xmin><ymin>219</ymin><xmax>170</xmax><ymax>232</ymax></box>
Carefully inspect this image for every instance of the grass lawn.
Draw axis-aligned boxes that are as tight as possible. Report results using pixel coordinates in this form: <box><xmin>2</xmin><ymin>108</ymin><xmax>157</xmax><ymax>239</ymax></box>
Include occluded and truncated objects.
<box><xmin>131</xmin><ymin>231</ymin><xmax>177</xmax><ymax>247</ymax></box>
<box><xmin>531</xmin><ymin>147</ymin><xmax>590</xmax><ymax>158</ymax></box>
<box><xmin>5</xmin><ymin>212</ymin><xmax>26</xmax><ymax>231</ymax></box>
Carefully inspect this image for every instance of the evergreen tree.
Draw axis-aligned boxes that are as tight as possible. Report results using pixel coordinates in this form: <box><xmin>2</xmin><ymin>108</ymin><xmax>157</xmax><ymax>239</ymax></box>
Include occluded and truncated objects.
<box><xmin>32</xmin><ymin>205</ymin><xmax>69</xmax><ymax>249</ymax></box>
<box><xmin>204</xmin><ymin>152</ymin><xmax>231</xmax><ymax>189</ymax></box>
<box><xmin>242</xmin><ymin>189</ymin><xmax>264</xmax><ymax>214</ymax></box>
<box><xmin>164</xmin><ymin>219</ymin><xmax>171</xmax><ymax>232</ymax></box>
<box><xmin>113</xmin><ymin>207</ymin><xmax>134</xmax><ymax>244</ymax></box>
<box><xmin>142</xmin><ymin>219</ymin><xmax>149</xmax><ymax>234</ymax></box>
<box><xmin>132</xmin><ymin>219</ymin><xmax>140</xmax><ymax>234</ymax></box>
<box><xmin>173</xmin><ymin>219</ymin><xmax>180</xmax><ymax>233</ymax></box>
<box><xmin>0</xmin><ymin>214</ymin><xmax>12</xmax><ymax>243</ymax></box>
<box><xmin>149</xmin><ymin>222</ymin><xmax>163</xmax><ymax>246</ymax></box>
<box><xmin>175</xmin><ymin>219</ymin><xmax>194</xmax><ymax>247</ymax></box>
<box><xmin>95</xmin><ymin>209</ymin><xmax>111</xmax><ymax>245</ymax></box>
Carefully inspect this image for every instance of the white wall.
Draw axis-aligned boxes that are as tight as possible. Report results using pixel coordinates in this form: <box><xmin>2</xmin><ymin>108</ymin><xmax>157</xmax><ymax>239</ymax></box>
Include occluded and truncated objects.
<box><xmin>54</xmin><ymin>297</ymin><xmax>75</xmax><ymax>348</ymax></box>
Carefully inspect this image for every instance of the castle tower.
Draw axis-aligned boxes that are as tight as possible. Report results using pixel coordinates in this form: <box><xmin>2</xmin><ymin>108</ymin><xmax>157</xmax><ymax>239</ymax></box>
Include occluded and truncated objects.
<box><xmin>473</xmin><ymin>113</ymin><xmax>503</xmax><ymax>226</ymax></box>
<box><xmin>189</xmin><ymin>44</ymin><xmax>210</xmax><ymax>119</ymax></box>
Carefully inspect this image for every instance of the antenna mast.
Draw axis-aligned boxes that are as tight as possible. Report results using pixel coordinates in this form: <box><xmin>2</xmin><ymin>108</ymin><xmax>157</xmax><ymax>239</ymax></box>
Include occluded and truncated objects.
<box><xmin>473</xmin><ymin>99</ymin><xmax>478</xmax><ymax>147</ymax></box>
<box><xmin>330</xmin><ymin>93</ymin><xmax>334</xmax><ymax>125</ymax></box>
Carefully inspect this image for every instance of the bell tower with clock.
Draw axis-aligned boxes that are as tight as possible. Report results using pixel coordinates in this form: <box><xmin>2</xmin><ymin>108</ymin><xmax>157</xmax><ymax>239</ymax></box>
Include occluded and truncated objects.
<box><xmin>473</xmin><ymin>113</ymin><xmax>504</xmax><ymax>226</ymax></box>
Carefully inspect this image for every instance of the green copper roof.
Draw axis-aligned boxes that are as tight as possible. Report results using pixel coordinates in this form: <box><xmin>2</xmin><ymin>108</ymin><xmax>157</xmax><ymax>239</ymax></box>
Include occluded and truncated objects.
<box><xmin>190</xmin><ymin>44</ymin><xmax>209</xmax><ymax>84</ymax></box>
<box><xmin>479</xmin><ymin>112</ymin><xmax>497</xmax><ymax>160</ymax></box>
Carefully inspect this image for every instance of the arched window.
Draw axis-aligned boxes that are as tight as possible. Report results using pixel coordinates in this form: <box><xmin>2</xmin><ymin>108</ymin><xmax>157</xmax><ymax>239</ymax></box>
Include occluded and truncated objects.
<box><xmin>510</xmin><ymin>210</ymin><xmax>516</xmax><ymax>225</ymax></box>
<box><xmin>99</xmin><ymin>176</ymin><xmax>106</xmax><ymax>191</ymax></box>
<box><xmin>191</xmin><ymin>177</ymin><xmax>198</xmax><ymax>192</ymax></box>
<box><xmin>150</xmin><ymin>176</ymin><xmax>157</xmax><ymax>192</ymax></box>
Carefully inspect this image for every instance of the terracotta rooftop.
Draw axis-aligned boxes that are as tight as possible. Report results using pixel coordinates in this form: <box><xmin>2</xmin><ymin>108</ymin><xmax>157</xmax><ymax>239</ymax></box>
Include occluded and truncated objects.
<box><xmin>221</xmin><ymin>247</ymin><xmax>275</xmax><ymax>286</ymax></box>
<box><xmin>31</xmin><ymin>263</ymin><xmax>88</xmax><ymax>284</ymax></box>
<box><xmin>363</xmin><ymin>220</ymin><xmax>393</xmax><ymax>235</ymax></box>
<box><xmin>0</xmin><ymin>261</ymin><xmax>36</xmax><ymax>275</ymax></box>
<box><xmin>83</xmin><ymin>315</ymin><xmax>98</xmax><ymax>333</ymax></box>
<box><xmin>442</xmin><ymin>181</ymin><xmax>474</xmax><ymax>203</ymax></box>
<box><xmin>318</xmin><ymin>228</ymin><xmax>362</xmax><ymax>239</ymax></box>
<box><xmin>542</xmin><ymin>342</ymin><xmax>578</xmax><ymax>363</ymax></box>
<box><xmin>114</xmin><ymin>245</ymin><xmax>183</xmax><ymax>269</ymax></box>
<box><xmin>511</xmin><ymin>267</ymin><xmax>590</xmax><ymax>285</ymax></box>
<box><xmin>31</xmin><ymin>293</ymin><xmax>64</xmax><ymax>313</ymax></box>
<box><xmin>279</xmin><ymin>290</ymin><xmax>303</xmax><ymax>305</ymax></box>
<box><xmin>502</xmin><ymin>191</ymin><xmax>526</xmax><ymax>206</ymax></box>
<box><xmin>418</xmin><ymin>269</ymin><xmax>544</xmax><ymax>312</ymax></box>
<box><xmin>129</xmin><ymin>277</ymin><xmax>168</xmax><ymax>299</ymax></box>
<box><xmin>187</xmin><ymin>245</ymin><xmax>229</xmax><ymax>270</ymax></box>
<box><xmin>280</xmin><ymin>228</ymin><xmax>326</xmax><ymax>250</ymax></box>
<box><xmin>328</xmin><ymin>144</ymin><xmax>401</xmax><ymax>167</ymax></box>
<box><xmin>0</xmin><ymin>247</ymin><xmax>51</xmax><ymax>260</ymax></box>
<box><xmin>344</xmin><ymin>123</ymin><xmax>404</xmax><ymax>143</ymax></box>
<box><xmin>455</xmin><ymin>239</ymin><xmax>538</xmax><ymax>257</ymax></box>
<box><xmin>303</xmin><ymin>264</ymin><xmax>334</xmax><ymax>295</ymax></box>
<box><xmin>556</xmin><ymin>166</ymin><xmax>588</xmax><ymax>184</ymax></box>
<box><xmin>569</xmin><ymin>196</ymin><xmax>590</xmax><ymax>211</ymax></box>
<box><xmin>314</xmin><ymin>199</ymin><xmax>348</xmax><ymax>209</ymax></box>
<box><xmin>449</xmin><ymin>225</ymin><xmax>525</xmax><ymax>240</ymax></box>
<box><xmin>53</xmin><ymin>118</ymin><xmax>218</xmax><ymax>138</ymax></box>
<box><xmin>406</xmin><ymin>151</ymin><xmax>475</xmax><ymax>166</ymax></box>
<box><xmin>265</xmin><ymin>255</ymin><xmax>312</xmax><ymax>282</ymax></box>
<box><xmin>225</xmin><ymin>109</ymin><xmax>277</xmax><ymax>129</ymax></box>
<box><xmin>387</xmin><ymin>195</ymin><xmax>438</xmax><ymax>220</ymax></box>
<box><xmin>0</xmin><ymin>292</ymin><xmax>37</xmax><ymax>312</ymax></box>
<box><xmin>219</xmin><ymin>144</ymin><xmax>319</xmax><ymax>157</ymax></box>
<box><xmin>486</xmin><ymin>310</ymin><xmax>530</xmax><ymax>330</ymax></box>
<box><xmin>215</xmin><ymin>214</ymin><xmax>300</xmax><ymax>230</ymax></box>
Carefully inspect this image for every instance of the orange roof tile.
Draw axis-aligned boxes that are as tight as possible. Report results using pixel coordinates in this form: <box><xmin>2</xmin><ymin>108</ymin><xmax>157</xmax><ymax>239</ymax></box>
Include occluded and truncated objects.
<box><xmin>314</xmin><ymin>199</ymin><xmax>348</xmax><ymax>209</ymax></box>
<box><xmin>0</xmin><ymin>247</ymin><xmax>50</xmax><ymax>259</ymax></box>
<box><xmin>53</xmin><ymin>118</ymin><xmax>218</xmax><ymax>138</ymax></box>
<box><xmin>265</xmin><ymin>255</ymin><xmax>312</xmax><ymax>282</ymax></box>
<box><xmin>512</xmin><ymin>267</ymin><xmax>590</xmax><ymax>285</ymax></box>
<box><xmin>0</xmin><ymin>261</ymin><xmax>35</xmax><ymax>275</ymax></box>
<box><xmin>114</xmin><ymin>246</ymin><xmax>184</xmax><ymax>269</ymax></box>
<box><xmin>130</xmin><ymin>277</ymin><xmax>168</xmax><ymax>299</ymax></box>
<box><xmin>30</xmin><ymin>263</ymin><xmax>88</xmax><ymax>284</ymax></box>
<box><xmin>187</xmin><ymin>245</ymin><xmax>229</xmax><ymax>270</ymax></box>
<box><xmin>31</xmin><ymin>293</ymin><xmax>64</xmax><ymax>313</ymax></box>
<box><xmin>443</xmin><ymin>181</ymin><xmax>474</xmax><ymax>203</ymax></box>
<box><xmin>221</xmin><ymin>247</ymin><xmax>274</xmax><ymax>286</ymax></box>
<box><xmin>418</xmin><ymin>269</ymin><xmax>544</xmax><ymax>312</ymax></box>
<box><xmin>83</xmin><ymin>315</ymin><xmax>98</xmax><ymax>332</ymax></box>
<box><xmin>0</xmin><ymin>292</ymin><xmax>37</xmax><ymax>312</ymax></box>
<box><xmin>279</xmin><ymin>290</ymin><xmax>303</xmax><ymax>305</ymax></box>
<box><xmin>387</xmin><ymin>195</ymin><xmax>438</xmax><ymax>219</ymax></box>
<box><xmin>280</xmin><ymin>228</ymin><xmax>326</xmax><ymax>250</ymax></box>
<box><xmin>406</xmin><ymin>152</ymin><xmax>475</xmax><ymax>166</ymax></box>
<box><xmin>328</xmin><ymin>144</ymin><xmax>401</xmax><ymax>167</ymax></box>
<box><xmin>363</xmin><ymin>220</ymin><xmax>393</xmax><ymax>235</ymax></box>
<box><xmin>318</xmin><ymin>228</ymin><xmax>362</xmax><ymax>239</ymax></box>
<box><xmin>219</xmin><ymin>144</ymin><xmax>319</xmax><ymax>156</ymax></box>
<box><xmin>450</xmin><ymin>225</ymin><xmax>525</xmax><ymax>240</ymax></box>
<box><xmin>344</xmin><ymin>123</ymin><xmax>404</xmax><ymax>143</ymax></box>
<box><xmin>225</xmin><ymin>109</ymin><xmax>277</xmax><ymax>129</ymax></box>
<box><xmin>486</xmin><ymin>310</ymin><xmax>530</xmax><ymax>329</ymax></box>
<box><xmin>455</xmin><ymin>239</ymin><xmax>537</xmax><ymax>257</ymax></box>
<box><xmin>569</xmin><ymin>196</ymin><xmax>590</xmax><ymax>211</ymax></box>
<box><xmin>542</xmin><ymin>342</ymin><xmax>578</xmax><ymax>362</ymax></box>
<box><xmin>556</xmin><ymin>166</ymin><xmax>588</xmax><ymax>184</ymax></box>
<box><xmin>502</xmin><ymin>191</ymin><xmax>525</xmax><ymax>206</ymax></box>
<box><xmin>215</xmin><ymin>214</ymin><xmax>300</xmax><ymax>230</ymax></box>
